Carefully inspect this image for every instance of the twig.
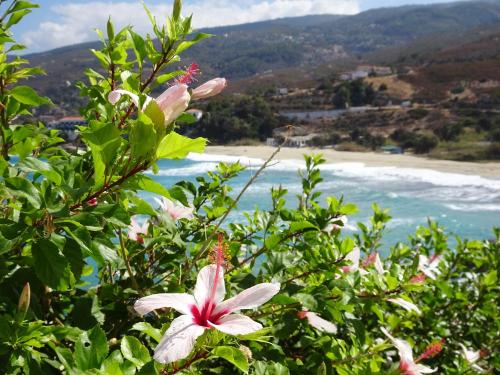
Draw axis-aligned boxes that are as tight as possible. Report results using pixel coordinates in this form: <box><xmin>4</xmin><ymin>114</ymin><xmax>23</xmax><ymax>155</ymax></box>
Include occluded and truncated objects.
<box><xmin>70</xmin><ymin>161</ymin><xmax>147</xmax><ymax>210</ymax></box>
<box><xmin>117</xmin><ymin>227</ymin><xmax>139</xmax><ymax>290</ymax></box>
<box><xmin>161</xmin><ymin>351</ymin><xmax>209</xmax><ymax>375</ymax></box>
<box><xmin>185</xmin><ymin>142</ymin><xmax>285</xmax><ymax>270</ymax></box>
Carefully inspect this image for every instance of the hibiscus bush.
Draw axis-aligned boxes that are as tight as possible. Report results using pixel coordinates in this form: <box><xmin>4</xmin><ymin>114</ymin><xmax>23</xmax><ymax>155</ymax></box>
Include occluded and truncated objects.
<box><xmin>0</xmin><ymin>1</ymin><xmax>498</xmax><ymax>374</ymax></box>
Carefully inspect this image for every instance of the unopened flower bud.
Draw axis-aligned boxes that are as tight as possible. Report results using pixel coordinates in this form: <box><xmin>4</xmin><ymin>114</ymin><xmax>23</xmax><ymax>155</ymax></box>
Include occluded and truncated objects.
<box><xmin>239</xmin><ymin>345</ymin><xmax>252</xmax><ymax>360</ymax></box>
<box><xmin>87</xmin><ymin>198</ymin><xmax>98</xmax><ymax>206</ymax></box>
<box><xmin>192</xmin><ymin>78</ymin><xmax>227</xmax><ymax>100</ymax></box>
<box><xmin>18</xmin><ymin>282</ymin><xmax>30</xmax><ymax>318</ymax></box>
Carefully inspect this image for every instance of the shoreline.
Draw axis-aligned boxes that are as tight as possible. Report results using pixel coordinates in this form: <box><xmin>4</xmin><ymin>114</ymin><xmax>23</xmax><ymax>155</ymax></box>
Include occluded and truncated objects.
<box><xmin>205</xmin><ymin>145</ymin><xmax>500</xmax><ymax>178</ymax></box>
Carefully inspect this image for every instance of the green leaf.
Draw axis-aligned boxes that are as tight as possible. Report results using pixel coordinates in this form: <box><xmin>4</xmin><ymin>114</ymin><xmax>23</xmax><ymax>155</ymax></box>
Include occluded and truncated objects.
<box><xmin>121</xmin><ymin>336</ymin><xmax>151</xmax><ymax>369</ymax></box>
<box><xmin>155</xmin><ymin>70</ymin><xmax>184</xmax><ymax>85</ymax></box>
<box><xmin>212</xmin><ymin>346</ymin><xmax>249</xmax><ymax>373</ymax></box>
<box><xmin>156</xmin><ymin>132</ymin><xmax>206</xmax><ymax>160</ymax></box>
<box><xmin>124</xmin><ymin>174</ymin><xmax>172</xmax><ymax>198</ymax></box>
<box><xmin>32</xmin><ymin>239</ymin><xmax>74</xmax><ymax>291</ymax></box>
<box><xmin>129</xmin><ymin>30</ymin><xmax>147</xmax><ymax>66</ymax></box>
<box><xmin>10</xmin><ymin>1</ymin><xmax>39</xmax><ymax>13</ymax></box>
<box><xmin>176</xmin><ymin>33</ymin><xmax>212</xmax><ymax>54</ymax></box>
<box><xmin>484</xmin><ymin>270</ymin><xmax>497</xmax><ymax>286</ymax></box>
<box><xmin>80</xmin><ymin>121</ymin><xmax>122</xmax><ymax>188</ymax></box>
<box><xmin>143</xmin><ymin>100</ymin><xmax>165</xmax><ymax>129</ymax></box>
<box><xmin>75</xmin><ymin>325</ymin><xmax>109</xmax><ymax>370</ymax></box>
<box><xmin>132</xmin><ymin>322</ymin><xmax>162</xmax><ymax>343</ymax></box>
<box><xmin>6</xmin><ymin>9</ymin><xmax>32</xmax><ymax>28</ymax></box>
<box><xmin>130</xmin><ymin>116</ymin><xmax>157</xmax><ymax>159</ymax></box>
<box><xmin>9</xmin><ymin>85</ymin><xmax>50</xmax><ymax>106</ymax></box>
<box><xmin>18</xmin><ymin>157</ymin><xmax>62</xmax><ymax>185</ymax></box>
<box><xmin>5</xmin><ymin>177</ymin><xmax>42</xmax><ymax>208</ymax></box>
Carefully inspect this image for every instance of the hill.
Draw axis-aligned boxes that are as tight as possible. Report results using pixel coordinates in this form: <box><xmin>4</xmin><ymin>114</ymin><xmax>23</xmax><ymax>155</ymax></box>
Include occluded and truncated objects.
<box><xmin>24</xmin><ymin>0</ymin><xmax>500</xmax><ymax>115</ymax></box>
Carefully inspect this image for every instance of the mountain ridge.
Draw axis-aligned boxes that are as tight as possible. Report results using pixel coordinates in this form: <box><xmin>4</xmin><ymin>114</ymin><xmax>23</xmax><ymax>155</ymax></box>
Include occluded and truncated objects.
<box><xmin>23</xmin><ymin>0</ymin><xmax>500</xmax><ymax>114</ymax></box>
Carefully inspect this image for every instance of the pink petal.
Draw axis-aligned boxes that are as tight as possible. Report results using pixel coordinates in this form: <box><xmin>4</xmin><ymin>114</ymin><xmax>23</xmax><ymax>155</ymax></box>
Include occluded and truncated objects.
<box><xmin>193</xmin><ymin>265</ymin><xmax>225</xmax><ymax>308</ymax></box>
<box><xmin>153</xmin><ymin>315</ymin><xmax>205</xmax><ymax>364</ymax></box>
<box><xmin>155</xmin><ymin>84</ymin><xmax>188</xmax><ymax>110</ymax></box>
<box><xmin>209</xmin><ymin>314</ymin><xmax>262</xmax><ymax>335</ymax></box>
<box><xmin>134</xmin><ymin>293</ymin><xmax>196</xmax><ymax>316</ymax></box>
<box><xmin>214</xmin><ymin>283</ymin><xmax>280</xmax><ymax>315</ymax></box>
<box><xmin>305</xmin><ymin>312</ymin><xmax>337</xmax><ymax>334</ymax></box>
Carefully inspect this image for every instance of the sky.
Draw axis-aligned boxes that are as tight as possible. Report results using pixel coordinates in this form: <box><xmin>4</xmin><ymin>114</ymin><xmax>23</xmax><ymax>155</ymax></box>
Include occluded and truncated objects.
<box><xmin>7</xmin><ymin>0</ymin><xmax>468</xmax><ymax>53</ymax></box>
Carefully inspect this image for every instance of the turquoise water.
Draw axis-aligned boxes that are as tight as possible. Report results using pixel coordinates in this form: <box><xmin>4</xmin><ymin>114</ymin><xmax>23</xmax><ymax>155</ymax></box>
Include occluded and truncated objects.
<box><xmin>147</xmin><ymin>153</ymin><xmax>500</xmax><ymax>245</ymax></box>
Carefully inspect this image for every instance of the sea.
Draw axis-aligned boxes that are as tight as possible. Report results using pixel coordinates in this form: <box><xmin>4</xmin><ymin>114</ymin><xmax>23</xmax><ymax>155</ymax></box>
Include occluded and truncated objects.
<box><xmin>147</xmin><ymin>153</ymin><xmax>500</xmax><ymax>246</ymax></box>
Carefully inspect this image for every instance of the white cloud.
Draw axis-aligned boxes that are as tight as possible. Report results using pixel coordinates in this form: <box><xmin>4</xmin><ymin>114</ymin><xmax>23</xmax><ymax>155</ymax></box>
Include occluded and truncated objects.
<box><xmin>21</xmin><ymin>0</ymin><xmax>360</xmax><ymax>52</ymax></box>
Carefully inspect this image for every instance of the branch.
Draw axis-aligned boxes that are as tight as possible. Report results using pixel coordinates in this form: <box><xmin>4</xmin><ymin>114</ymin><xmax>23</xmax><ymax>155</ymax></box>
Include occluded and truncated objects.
<box><xmin>117</xmin><ymin>227</ymin><xmax>139</xmax><ymax>290</ymax></box>
<box><xmin>70</xmin><ymin>161</ymin><xmax>147</xmax><ymax>210</ymax></box>
<box><xmin>184</xmin><ymin>142</ymin><xmax>284</xmax><ymax>272</ymax></box>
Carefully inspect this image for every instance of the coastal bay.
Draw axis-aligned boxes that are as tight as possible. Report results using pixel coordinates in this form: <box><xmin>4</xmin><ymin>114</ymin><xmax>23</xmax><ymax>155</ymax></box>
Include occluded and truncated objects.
<box><xmin>205</xmin><ymin>145</ymin><xmax>500</xmax><ymax>178</ymax></box>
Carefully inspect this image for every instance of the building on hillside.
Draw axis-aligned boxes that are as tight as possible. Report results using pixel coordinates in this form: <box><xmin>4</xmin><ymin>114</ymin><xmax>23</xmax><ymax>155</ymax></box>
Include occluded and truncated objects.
<box><xmin>340</xmin><ymin>70</ymin><xmax>369</xmax><ymax>81</ymax></box>
<box><xmin>469</xmin><ymin>80</ymin><xmax>500</xmax><ymax>89</ymax></box>
<box><xmin>47</xmin><ymin>116</ymin><xmax>86</xmax><ymax>142</ymax></box>
<box><xmin>186</xmin><ymin>109</ymin><xmax>203</xmax><ymax>121</ymax></box>
<box><xmin>276</xmin><ymin>87</ymin><xmax>289</xmax><ymax>96</ymax></box>
<box><xmin>285</xmin><ymin>134</ymin><xmax>317</xmax><ymax>148</ymax></box>
<box><xmin>340</xmin><ymin>65</ymin><xmax>392</xmax><ymax>81</ymax></box>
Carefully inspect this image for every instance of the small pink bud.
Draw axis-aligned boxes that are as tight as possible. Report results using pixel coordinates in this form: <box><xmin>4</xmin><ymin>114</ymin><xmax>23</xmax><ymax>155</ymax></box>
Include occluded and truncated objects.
<box><xmin>192</xmin><ymin>78</ymin><xmax>227</xmax><ymax>100</ymax></box>
<box><xmin>410</xmin><ymin>273</ymin><xmax>426</xmax><ymax>284</ymax></box>
<box><xmin>297</xmin><ymin>310</ymin><xmax>308</xmax><ymax>319</ymax></box>
<box><xmin>88</xmin><ymin>198</ymin><xmax>98</xmax><ymax>206</ymax></box>
<box><xmin>362</xmin><ymin>252</ymin><xmax>377</xmax><ymax>268</ymax></box>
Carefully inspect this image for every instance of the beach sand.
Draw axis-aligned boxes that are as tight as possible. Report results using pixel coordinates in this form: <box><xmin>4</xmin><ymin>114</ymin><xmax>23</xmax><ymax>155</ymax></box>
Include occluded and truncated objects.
<box><xmin>206</xmin><ymin>145</ymin><xmax>500</xmax><ymax>178</ymax></box>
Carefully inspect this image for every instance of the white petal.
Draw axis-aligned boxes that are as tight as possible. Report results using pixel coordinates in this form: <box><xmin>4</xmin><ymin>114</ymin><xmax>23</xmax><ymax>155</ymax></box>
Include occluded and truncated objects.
<box><xmin>374</xmin><ymin>253</ymin><xmax>385</xmax><ymax>275</ymax></box>
<box><xmin>134</xmin><ymin>293</ymin><xmax>196</xmax><ymax>316</ymax></box>
<box><xmin>345</xmin><ymin>246</ymin><xmax>360</xmax><ymax>271</ymax></box>
<box><xmin>153</xmin><ymin>315</ymin><xmax>205</xmax><ymax>364</ymax></box>
<box><xmin>459</xmin><ymin>343</ymin><xmax>480</xmax><ymax>363</ymax></box>
<box><xmin>471</xmin><ymin>364</ymin><xmax>485</xmax><ymax>372</ymax></box>
<box><xmin>108</xmin><ymin>89</ymin><xmax>140</xmax><ymax>107</ymax></box>
<box><xmin>413</xmin><ymin>363</ymin><xmax>437</xmax><ymax>374</ymax></box>
<box><xmin>209</xmin><ymin>314</ymin><xmax>262</xmax><ymax>335</ymax></box>
<box><xmin>193</xmin><ymin>265</ymin><xmax>225</xmax><ymax>307</ymax></box>
<box><xmin>305</xmin><ymin>312</ymin><xmax>337</xmax><ymax>334</ymax></box>
<box><xmin>381</xmin><ymin>327</ymin><xmax>414</xmax><ymax>362</ymax></box>
<box><xmin>388</xmin><ymin>298</ymin><xmax>421</xmax><ymax>315</ymax></box>
<box><xmin>214</xmin><ymin>283</ymin><xmax>280</xmax><ymax>315</ymax></box>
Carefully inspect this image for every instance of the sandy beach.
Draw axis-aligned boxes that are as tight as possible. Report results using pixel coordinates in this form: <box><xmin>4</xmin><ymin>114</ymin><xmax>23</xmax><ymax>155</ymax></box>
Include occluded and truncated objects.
<box><xmin>205</xmin><ymin>145</ymin><xmax>500</xmax><ymax>178</ymax></box>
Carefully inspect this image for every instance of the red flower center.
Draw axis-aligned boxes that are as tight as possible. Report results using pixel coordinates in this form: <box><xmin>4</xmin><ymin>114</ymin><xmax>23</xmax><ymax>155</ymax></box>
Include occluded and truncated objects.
<box><xmin>191</xmin><ymin>234</ymin><xmax>228</xmax><ymax>327</ymax></box>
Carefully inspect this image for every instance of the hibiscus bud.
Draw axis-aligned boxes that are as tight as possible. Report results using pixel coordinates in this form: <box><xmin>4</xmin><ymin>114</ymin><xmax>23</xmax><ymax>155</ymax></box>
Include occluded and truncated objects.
<box><xmin>18</xmin><ymin>282</ymin><xmax>30</xmax><ymax>318</ymax></box>
<box><xmin>297</xmin><ymin>310</ymin><xmax>308</xmax><ymax>319</ymax></box>
<box><xmin>239</xmin><ymin>345</ymin><xmax>253</xmax><ymax>360</ymax></box>
<box><xmin>410</xmin><ymin>273</ymin><xmax>426</xmax><ymax>284</ymax></box>
<box><xmin>87</xmin><ymin>198</ymin><xmax>98</xmax><ymax>206</ymax></box>
<box><xmin>155</xmin><ymin>84</ymin><xmax>191</xmax><ymax>125</ymax></box>
<box><xmin>191</xmin><ymin>78</ymin><xmax>227</xmax><ymax>100</ymax></box>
